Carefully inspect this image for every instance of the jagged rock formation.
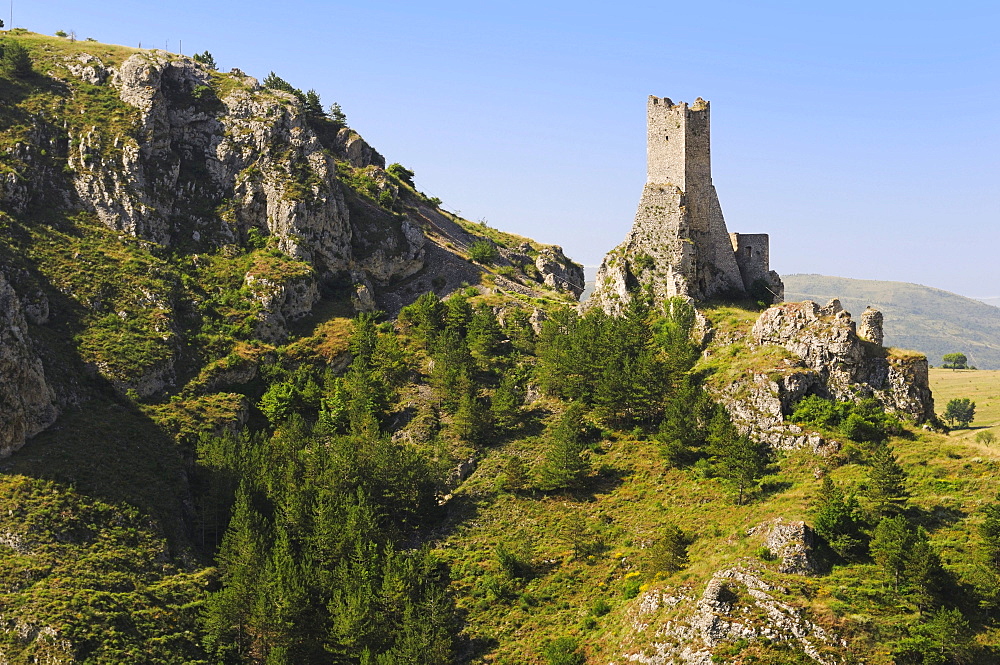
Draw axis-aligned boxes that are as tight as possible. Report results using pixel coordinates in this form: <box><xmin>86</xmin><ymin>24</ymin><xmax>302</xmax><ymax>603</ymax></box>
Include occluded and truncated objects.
<box><xmin>714</xmin><ymin>299</ymin><xmax>933</xmax><ymax>451</ymax></box>
<box><xmin>533</xmin><ymin>246</ymin><xmax>585</xmax><ymax>296</ymax></box>
<box><xmin>590</xmin><ymin>97</ymin><xmax>783</xmax><ymax>313</ymax></box>
<box><xmin>623</xmin><ymin>566</ymin><xmax>846</xmax><ymax>664</ymax></box>
<box><xmin>0</xmin><ymin>35</ymin><xmax>586</xmax><ymax>459</ymax></box>
<box><xmin>759</xmin><ymin>519</ymin><xmax>821</xmax><ymax>576</ymax></box>
<box><xmin>752</xmin><ymin>300</ymin><xmax>933</xmax><ymax>421</ymax></box>
<box><xmin>0</xmin><ymin>272</ymin><xmax>58</xmax><ymax>456</ymax></box>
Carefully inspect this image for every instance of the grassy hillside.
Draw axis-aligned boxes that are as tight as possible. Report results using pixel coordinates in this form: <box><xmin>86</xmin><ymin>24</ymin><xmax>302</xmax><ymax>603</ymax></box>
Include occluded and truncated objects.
<box><xmin>435</xmin><ymin>305</ymin><xmax>1000</xmax><ymax>664</ymax></box>
<box><xmin>784</xmin><ymin>274</ymin><xmax>1000</xmax><ymax>370</ymax></box>
<box><xmin>5</xmin><ymin>31</ymin><xmax>1000</xmax><ymax>664</ymax></box>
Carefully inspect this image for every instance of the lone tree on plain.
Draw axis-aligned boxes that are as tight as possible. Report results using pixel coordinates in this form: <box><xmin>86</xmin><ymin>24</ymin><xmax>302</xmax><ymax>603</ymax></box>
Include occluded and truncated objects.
<box><xmin>943</xmin><ymin>398</ymin><xmax>976</xmax><ymax>429</ymax></box>
<box><xmin>942</xmin><ymin>352</ymin><xmax>969</xmax><ymax>370</ymax></box>
<box><xmin>976</xmin><ymin>430</ymin><xmax>996</xmax><ymax>447</ymax></box>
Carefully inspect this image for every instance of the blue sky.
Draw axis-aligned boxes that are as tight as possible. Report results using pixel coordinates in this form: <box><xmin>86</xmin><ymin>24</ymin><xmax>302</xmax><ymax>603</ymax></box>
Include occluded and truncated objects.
<box><xmin>14</xmin><ymin>1</ymin><xmax>1000</xmax><ymax>298</ymax></box>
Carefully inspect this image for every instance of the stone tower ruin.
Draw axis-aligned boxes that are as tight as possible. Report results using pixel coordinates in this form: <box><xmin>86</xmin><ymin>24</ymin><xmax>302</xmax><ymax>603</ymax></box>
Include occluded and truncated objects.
<box><xmin>589</xmin><ymin>97</ymin><xmax>783</xmax><ymax>313</ymax></box>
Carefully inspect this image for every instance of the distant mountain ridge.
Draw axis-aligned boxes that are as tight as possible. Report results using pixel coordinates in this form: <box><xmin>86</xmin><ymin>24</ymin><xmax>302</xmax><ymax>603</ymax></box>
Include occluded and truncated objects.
<box><xmin>784</xmin><ymin>274</ymin><xmax>1000</xmax><ymax>369</ymax></box>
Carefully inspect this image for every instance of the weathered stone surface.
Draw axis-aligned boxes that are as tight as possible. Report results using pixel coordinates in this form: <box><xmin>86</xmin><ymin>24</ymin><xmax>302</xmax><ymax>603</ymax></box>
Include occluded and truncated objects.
<box><xmin>534</xmin><ymin>246</ymin><xmax>585</xmax><ymax>298</ymax></box>
<box><xmin>717</xmin><ymin>370</ymin><xmax>840</xmax><ymax>453</ymax></box>
<box><xmin>334</xmin><ymin>128</ymin><xmax>385</xmax><ymax>169</ymax></box>
<box><xmin>859</xmin><ymin>307</ymin><xmax>884</xmax><ymax>346</ymax></box>
<box><xmin>749</xmin><ymin>300</ymin><xmax>934</xmax><ymax>423</ymax></box>
<box><xmin>623</xmin><ymin>566</ymin><xmax>846</xmax><ymax>664</ymax></box>
<box><xmin>0</xmin><ymin>272</ymin><xmax>58</xmax><ymax>457</ymax></box>
<box><xmin>65</xmin><ymin>53</ymin><xmax>108</xmax><ymax>85</ymax></box>
<box><xmin>350</xmin><ymin>271</ymin><xmax>377</xmax><ymax>313</ymax></box>
<box><xmin>244</xmin><ymin>267</ymin><xmax>320</xmax><ymax>343</ymax></box>
<box><xmin>760</xmin><ymin>519</ymin><xmax>820</xmax><ymax>575</ymax></box>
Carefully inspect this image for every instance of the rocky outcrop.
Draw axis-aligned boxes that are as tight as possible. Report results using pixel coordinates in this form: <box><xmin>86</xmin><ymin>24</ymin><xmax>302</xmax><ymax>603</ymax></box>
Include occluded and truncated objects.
<box><xmin>244</xmin><ymin>266</ymin><xmax>320</xmax><ymax>343</ymax></box>
<box><xmin>710</xmin><ymin>300</ymin><xmax>932</xmax><ymax>453</ymax></box>
<box><xmin>757</xmin><ymin>519</ymin><xmax>820</xmax><ymax>575</ymax></box>
<box><xmin>16</xmin><ymin>51</ymin><xmax>426</xmax><ymax>310</ymax></box>
<box><xmin>624</xmin><ymin>566</ymin><xmax>846</xmax><ymax>664</ymax></box>
<box><xmin>334</xmin><ymin>128</ymin><xmax>385</xmax><ymax>169</ymax></box>
<box><xmin>66</xmin><ymin>53</ymin><xmax>108</xmax><ymax>85</ymax></box>
<box><xmin>0</xmin><ymin>272</ymin><xmax>58</xmax><ymax>456</ymax></box>
<box><xmin>750</xmin><ymin>300</ymin><xmax>933</xmax><ymax>423</ymax></box>
<box><xmin>717</xmin><ymin>371</ymin><xmax>839</xmax><ymax>453</ymax></box>
<box><xmin>534</xmin><ymin>246</ymin><xmax>585</xmax><ymax>298</ymax></box>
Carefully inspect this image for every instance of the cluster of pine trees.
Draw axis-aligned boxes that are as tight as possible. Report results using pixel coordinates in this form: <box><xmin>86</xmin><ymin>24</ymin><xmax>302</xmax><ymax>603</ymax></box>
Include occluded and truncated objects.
<box><xmin>535</xmin><ymin>298</ymin><xmax>771</xmax><ymax>503</ymax></box>
<box><xmin>187</xmin><ymin>292</ymin><xmax>851</xmax><ymax>662</ymax></box>
<box><xmin>195</xmin><ymin>316</ymin><xmax>455</xmax><ymax>664</ymax></box>
<box><xmin>808</xmin><ymin>434</ymin><xmax>992</xmax><ymax>662</ymax></box>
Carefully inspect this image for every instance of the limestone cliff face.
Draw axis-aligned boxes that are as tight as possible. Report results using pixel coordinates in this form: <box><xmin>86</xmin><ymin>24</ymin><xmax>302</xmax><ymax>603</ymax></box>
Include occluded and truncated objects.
<box><xmin>0</xmin><ymin>272</ymin><xmax>58</xmax><ymax>456</ymax></box>
<box><xmin>8</xmin><ymin>51</ymin><xmax>423</xmax><ymax>286</ymax></box>
<box><xmin>714</xmin><ymin>300</ymin><xmax>933</xmax><ymax>451</ymax></box>
<box><xmin>534</xmin><ymin>246</ymin><xmax>585</xmax><ymax>297</ymax></box>
<box><xmin>750</xmin><ymin>300</ymin><xmax>933</xmax><ymax>422</ymax></box>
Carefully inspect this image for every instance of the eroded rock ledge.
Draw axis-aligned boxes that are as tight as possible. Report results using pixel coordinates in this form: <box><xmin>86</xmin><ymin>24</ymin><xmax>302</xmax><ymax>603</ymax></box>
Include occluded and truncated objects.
<box><xmin>714</xmin><ymin>299</ymin><xmax>933</xmax><ymax>451</ymax></box>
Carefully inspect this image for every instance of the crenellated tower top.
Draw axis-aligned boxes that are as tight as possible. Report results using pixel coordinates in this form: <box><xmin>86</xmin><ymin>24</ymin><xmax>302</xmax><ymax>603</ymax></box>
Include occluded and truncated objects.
<box><xmin>646</xmin><ymin>95</ymin><xmax>711</xmax><ymax>190</ymax></box>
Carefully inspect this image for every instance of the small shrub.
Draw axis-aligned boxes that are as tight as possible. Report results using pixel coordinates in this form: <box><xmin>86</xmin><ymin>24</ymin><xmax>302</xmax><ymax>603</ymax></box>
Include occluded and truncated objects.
<box><xmin>543</xmin><ymin>637</ymin><xmax>585</xmax><ymax>665</ymax></box>
<box><xmin>495</xmin><ymin>541</ymin><xmax>532</xmax><ymax>579</ymax></box>
<box><xmin>591</xmin><ymin>597</ymin><xmax>611</xmax><ymax>616</ymax></box>
<box><xmin>386</xmin><ymin>163</ymin><xmax>415</xmax><ymax>187</ymax></box>
<box><xmin>468</xmin><ymin>240</ymin><xmax>499</xmax><ymax>265</ymax></box>
<box><xmin>976</xmin><ymin>430</ymin><xmax>996</xmax><ymax>446</ymax></box>
<box><xmin>754</xmin><ymin>546</ymin><xmax>777</xmax><ymax>562</ymax></box>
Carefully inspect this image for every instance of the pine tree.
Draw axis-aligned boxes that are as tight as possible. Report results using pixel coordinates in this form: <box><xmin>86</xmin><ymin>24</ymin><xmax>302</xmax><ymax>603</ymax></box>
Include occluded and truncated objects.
<box><xmin>647</xmin><ymin>524</ymin><xmax>692</xmax><ymax>574</ymax></box>
<box><xmin>498</xmin><ymin>455</ymin><xmax>528</xmax><ymax>492</ymax></box>
<box><xmin>708</xmin><ymin>408</ymin><xmax>771</xmax><ymax>505</ymax></box>
<box><xmin>657</xmin><ymin>376</ymin><xmax>704</xmax><ymax>466</ymax></box>
<box><xmin>468</xmin><ymin>304</ymin><xmax>504</xmax><ymax>369</ymax></box>
<box><xmin>491</xmin><ymin>370</ymin><xmax>525</xmax><ymax>433</ymax></box>
<box><xmin>399</xmin><ymin>292</ymin><xmax>446</xmax><ymax>346</ymax></box>
<box><xmin>192</xmin><ymin>50</ymin><xmax>217</xmax><ymax>69</ymax></box>
<box><xmin>537</xmin><ymin>403</ymin><xmax>590</xmax><ymax>491</ymax></box>
<box><xmin>203</xmin><ymin>484</ymin><xmax>268</xmax><ymax>661</ymax></box>
<box><xmin>303</xmin><ymin>89</ymin><xmax>325</xmax><ymax>120</ymax></box>
<box><xmin>452</xmin><ymin>385</ymin><xmax>490</xmax><ymax>443</ymax></box>
<box><xmin>863</xmin><ymin>443</ymin><xmax>909</xmax><ymax>517</ymax></box>
<box><xmin>502</xmin><ymin>307</ymin><xmax>536</xmax><ymax>354</ymax></box>
<box><xmin>870</xmin><ymin>515</ymin><xmax>910</xmax><ymax>590</ymax></box>
<box><xmin>811</xmin><ymin>476</ymin><xmax>864</xmax><ymax>557</ymax></box>
<box><xmin>444</xmin><ymin>293</ymin><xmax>473</xmax><ymax>338</ymax></box>
<box><xmin>904</xmin><ymin>526</ymin><xmax>943</xmax><ymax>609</ymax></box>
<box><xmin>328</xmin><ymin>102</ymin><xmax>347</xmax><ymax>126</ymax></box>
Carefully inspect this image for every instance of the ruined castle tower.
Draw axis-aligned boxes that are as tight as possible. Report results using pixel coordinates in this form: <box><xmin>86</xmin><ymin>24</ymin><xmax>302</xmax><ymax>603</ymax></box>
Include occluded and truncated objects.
<box><xmin>589</xmin><ymin>97</ymin><xmax>783</xmax><ymax>313</ymax></box>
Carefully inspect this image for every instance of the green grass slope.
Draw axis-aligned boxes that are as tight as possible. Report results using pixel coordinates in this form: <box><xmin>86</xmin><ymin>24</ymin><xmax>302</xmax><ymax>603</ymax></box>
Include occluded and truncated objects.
<box><xmin>784</xmin><ymin>274</ymin><xmax>1000</xmax><ymax>369</ymax></box>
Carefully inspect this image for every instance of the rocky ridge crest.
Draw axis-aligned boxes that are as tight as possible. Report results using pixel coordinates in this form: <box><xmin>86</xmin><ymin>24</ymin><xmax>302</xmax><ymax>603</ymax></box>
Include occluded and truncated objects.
<box><xmin>711</xmin><ymin>299</ymin><xmax>933</xmax><ymax>451</ymax></box>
